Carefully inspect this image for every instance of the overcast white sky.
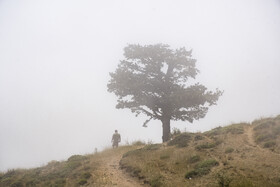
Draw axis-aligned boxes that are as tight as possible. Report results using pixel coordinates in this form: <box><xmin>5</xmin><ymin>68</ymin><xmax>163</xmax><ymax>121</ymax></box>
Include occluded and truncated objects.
<box><xmin>0</xmin><ymin>0</ymin><xmax>280</xmax><ymax>171</ymax></box>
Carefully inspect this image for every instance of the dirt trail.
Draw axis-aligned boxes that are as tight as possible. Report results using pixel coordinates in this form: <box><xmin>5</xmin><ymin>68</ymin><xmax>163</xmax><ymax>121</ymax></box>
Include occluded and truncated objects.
<box><xmin>104</xmin><ymin>152</ymin><xmax>145</xmax><ymax>187</ymax></box>
<box><xmin>245</xmin><ymin>125</ymin><xmax>257</xmax><ymax>147</ymax></box>
<box><xmin>90</xmin><ymin>148</ymin><xmax>147</xmax><ymax>187</ymax></box>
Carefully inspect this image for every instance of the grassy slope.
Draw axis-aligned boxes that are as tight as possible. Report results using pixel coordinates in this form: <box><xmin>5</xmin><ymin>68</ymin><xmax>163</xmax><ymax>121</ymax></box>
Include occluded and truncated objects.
<box><xmin>120</xmin><ymin>115</ymin><xmax>280</xmax><ymax>187</ymax></box>
<box><xmin>1</xmin><ymin>115</ymin><xmax>280</xmax><ymax>187</ymax></box>
<box><xmin>0</xmin><ymin>146</ymin><xmax>140</xmax><ymax>187</ymax></box>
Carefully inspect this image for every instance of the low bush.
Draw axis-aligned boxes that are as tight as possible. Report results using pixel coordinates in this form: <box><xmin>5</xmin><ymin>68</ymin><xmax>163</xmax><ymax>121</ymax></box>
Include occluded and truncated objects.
<box><xmin>225</xmin><ymin>147</ymin><xmax>234</xmax><ymax>153</ymax></box>
<box><xmin>256</xmin><ymin>134</ymin><xmax>272</xmax><ymax>143</ymax></box>
<box><xmin>195</xmin><ymin>159</ymin><xmax>219</xmax><ymax>169</ymax></box>
<box><xmin>143</xmin><ymin>144</ymin><xmax>161</xmax><ymax>151</ymax></box>
<box><xmin>195</xmin><ymin>141</ymin><xmax>221</xmax><ymax>150</ymax></box>
<box><xmin>132</xmin><ymin>140</ymin><xmax>146</xmax><ymax>146</ymax></box>
<box><xmin>168</xmin><ymin>133</ymin><xmax>192</xmax><ymax>147</ymax></box>
<box><xmin>185</xmin><ymin>159</ymin><xmax>219</xmax><ymax>179</ymax></box>
<box><xmin>150</xmin><ymin>175</ymin><xmax>163</xmax><ymax>187</ymax></box>
<box><xmin>77</xmin><ymin>178</ymin><xmax>87</xmax><ymax>185</ymax></box>
<box><xmin>188</xmin><ymin>155</ymin><xmax>200</xmax><ymax>164</ymax></box>
<box><xmin>194</xmin><ymin>134</ymin><xmax>204</xmax><ymax>141</ymax></box>
<box><xmin>264</xmin><ymin>141</ymin><xmax>276</xmax><ymax>148</ymax></box>
<box><xmin>216</xmin><ymin>173</ymin><xmax>232</xmax><ymax>187</ymax></box>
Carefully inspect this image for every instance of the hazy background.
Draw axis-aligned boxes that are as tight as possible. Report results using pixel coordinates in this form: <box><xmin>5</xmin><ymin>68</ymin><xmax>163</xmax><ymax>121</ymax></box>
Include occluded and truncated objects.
<box><xmin>0</xmin><ymin>0</ymin><xmax>280</xmax><ymax>171</ymax></box>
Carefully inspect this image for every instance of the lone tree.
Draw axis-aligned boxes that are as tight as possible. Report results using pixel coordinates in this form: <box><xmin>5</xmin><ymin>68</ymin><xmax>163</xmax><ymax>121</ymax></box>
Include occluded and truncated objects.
<box><xmin>107</xmin><ymin>44</ymin><xmax>223</xmax><ymax>142</ymax></box>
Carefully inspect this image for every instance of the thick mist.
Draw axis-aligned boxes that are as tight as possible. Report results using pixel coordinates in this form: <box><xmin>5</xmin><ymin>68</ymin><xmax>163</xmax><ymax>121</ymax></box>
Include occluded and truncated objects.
<box><xmin>0</xmin><ymin>0</ymin><xmax>280</xmax><ymax>171</ymax></box>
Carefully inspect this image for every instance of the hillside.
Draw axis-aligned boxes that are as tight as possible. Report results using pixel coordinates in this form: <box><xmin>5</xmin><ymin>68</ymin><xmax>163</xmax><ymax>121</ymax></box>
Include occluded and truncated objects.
<box><xmin>1</xmin><ymin>115</ymin><xmax>280</xmax><ymax>187</ymax></box>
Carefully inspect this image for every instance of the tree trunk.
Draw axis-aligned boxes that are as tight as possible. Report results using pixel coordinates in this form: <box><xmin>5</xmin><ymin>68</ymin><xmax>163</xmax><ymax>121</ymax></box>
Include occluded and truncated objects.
<box><xmin>162</xmin><ymin>117</ymin><xmax>171</xmax><ymax>142</ymax></box>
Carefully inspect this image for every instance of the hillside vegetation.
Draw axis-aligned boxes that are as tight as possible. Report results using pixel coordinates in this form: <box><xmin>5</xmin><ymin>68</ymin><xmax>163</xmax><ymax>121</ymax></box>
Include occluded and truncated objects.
<box><xmin>1</xmin><ymin>115</ymin><xmax>280</xmax><ymax>187</ymax></box>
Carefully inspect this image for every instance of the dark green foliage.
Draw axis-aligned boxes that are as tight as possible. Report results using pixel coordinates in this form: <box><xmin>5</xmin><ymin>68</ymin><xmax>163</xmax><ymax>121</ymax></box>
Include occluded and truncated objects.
<box><xmin>195</xmin><ymin>141</ymin><xmax>221</xmax><ymax>150</ymax></box>
<box><xmin>77</xmin><ymin>178</ymin><xmax>87</xmax><ymax>185</ymax></box>
<box><xmin>225</xmin><ymin>147</ymin><xmax>234</xmax><ymax>153</ymax></box>
<box><xmin>216</xmin><ymin>173</ymin><xmax>232</xmax><ymax>187</ymax></box>
<box><xmin>171</xmin><ymin>127</ymin><xmax>181</xmax><ymax>138</ymax></box>
<box><xmin>150</xmin><ymin>175</ymin><xmax>163</xmax><ymax>187</ymax></box>
<box><xmin>143</xmin><ymin>144</ymin><xmax>161</xmax><ymax>151</ymax></box>
<box><xmin>11</xmin><ymin>181</ymin><xmax>24</xmax><ymax>187</ymax></box>
<box><xmin>108</xmin><ymin>44</ymin><xmax>222</xmax><ymax>142</ymax></box>
<box><xmin>264</xmin><ymin>141</ymin><xmax>276</xmax><ymax>148</ymax></box>
<box><xmin>188</xmin><ymin>155</ymin><xmax>200</xmax><ymax>163</ymax></box>
<box><xmin>67</xmin><ymin>155</ymin><xmax>86</xmax><ymax>162</ymax></box>
<box><xmin>195</xmin><ymin>159</ymin><xmax>219</xmax><ymax>169</ymax></box>
<box><xmin>132</xmin><ymin>140</ymin><xmax>146</xmax><ymax>146</ymax></box>
<box><xmin>256</xmin><ymin>134</ymin><xmax>272</xmax><ymax>143</ymax></box>
<box><xmin>194</xmin><ymin>134</ymin><xmax>204</xmax><ymax>141</ymax></box>
<box><xmin>168</xmin><ymin>133</ymin><xmax>192</xmax><ymax>147</ymax></box>
<box><xmin>82</xmin><ymin>172</ymin><xmax>91</xmax><ymax>179</ymax></box>
<box><xmin>185</xmin><ymin>159</ymin><xmax>219</xmax><ymax>179</ymax></box>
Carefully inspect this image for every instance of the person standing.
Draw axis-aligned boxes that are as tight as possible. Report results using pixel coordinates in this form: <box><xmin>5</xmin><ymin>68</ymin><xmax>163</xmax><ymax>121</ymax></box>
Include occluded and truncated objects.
<box><xmin>111</xmin><ymin>130</ymin><xmax>121</xmax><ymax>148</ymax></box>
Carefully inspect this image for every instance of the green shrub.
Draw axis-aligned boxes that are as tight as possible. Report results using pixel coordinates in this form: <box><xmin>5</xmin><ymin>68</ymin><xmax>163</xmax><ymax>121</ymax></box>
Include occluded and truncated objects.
<box><xmin>77</xmin><ymin>179</ymin><xmax>87</xmax><ymax>185</ymax></box>
<box><xmin>264</xmin><ymin>141</ymin><xmax>276</xmax><ymax>148</ymax></box>
<box><xmin>82</xmin><ymin>172</ymin><xmax>91</xmax><ymax>179</ymax></box>
<box><xmin>205</xmin><ymin>127</ymin><xmax>222</xmax><ymax>137</ymax></box>
<box><xmin>188</xmin><ymin>155</ymin><xmax>200</xmax><ymax>164</ymax></box>
<box><xmin>67</xmin><ymin>155</ymin><xmax>86</xmax><ymax>162</ymax></box>
<box><xmin>171</xmin><ymin>127</ymin><xmax>181</xmax><ymax>137</ymax></box>
<box><xmin>256</xmin><ymin>134</ymin><xmax>272</xmax><ymax>143</ymax></box>
<box><xmin>11</xmin><ymin>181</ymin><xmax>24</xmax><ymax>187</ymax></box>
<box><xmin>195</xmin><ymin>159</ymin><xmax>219</xmax><ymax>169</ymax></box>
<box><xmin>195</xmin><ymin>141</ymin><xmax>221</xmax><ymax>150</ymax></box>
<box><xmin>168</xmin><ymin>133</ymin><xmax>192</xmax><ymax>147</ymax></box>
<box><xmin>150</xmin><ymin>175</ymin><xmax>163</xmax><ymax>187</ymax></box>
<box><xmin>132</xmin><ymin>140</ymin><xmax>146</xmax><ymax>146</ymax></box>
<box><xmin>225</xmin><ymin>147</ymin><xmax>234</xmax><ymax>153</ymax></box>
<box><xmin>143</xmin><ymin>144</ymin><xmax>161</xmax><ymax>151</ymax></box>
<box><xmin>185</xmin><ymin>167</ymin><xmax>210</xmax><ymax>178</ymax></box>
<box><xmin>216</xmin><ymin>173</ymin><xmax>232</xmax><ymax>187</ymax></box>
<box><xmin>194</xmin><ymin>135</ymin><xmax>204</xmax><ymax>141</ymax></box>
<box><xmin>185</xmin><ymin>159</ymin><xmax>219</xmax><ymax>179</ymax></box>
<box><xmin>65</xmin><ymin>160</ymin><xmax>81</xmax><ymax>170</ymax></box>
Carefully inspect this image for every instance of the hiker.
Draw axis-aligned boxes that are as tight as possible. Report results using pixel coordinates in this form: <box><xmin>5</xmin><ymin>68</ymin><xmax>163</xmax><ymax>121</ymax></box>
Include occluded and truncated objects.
<box><xmin>111</xmin><ymin>130</ymin><xmax>121</xmax><ymax>148</ymax></box>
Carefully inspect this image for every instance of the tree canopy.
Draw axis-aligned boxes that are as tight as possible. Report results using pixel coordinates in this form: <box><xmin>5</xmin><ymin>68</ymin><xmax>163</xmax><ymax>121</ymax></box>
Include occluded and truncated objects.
<box><xmin>107</xmin><ymin>44</ymin><xmax>223</xmax><ymax>142</ymax></box>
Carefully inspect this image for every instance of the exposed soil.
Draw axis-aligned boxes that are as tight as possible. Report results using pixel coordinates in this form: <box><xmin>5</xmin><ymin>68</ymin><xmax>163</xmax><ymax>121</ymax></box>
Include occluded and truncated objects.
<box><xmin>89</xmin><ymin>148</ymin><xmax>148</xmax><ymax>187</ymax></box>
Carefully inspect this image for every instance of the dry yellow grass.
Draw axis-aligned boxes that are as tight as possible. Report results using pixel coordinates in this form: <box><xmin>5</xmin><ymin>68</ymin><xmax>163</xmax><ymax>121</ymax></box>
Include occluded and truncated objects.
<box><xmin>1</xmin><ymin>115</ymin><xmax>280</xmax><ymax>187</ymax></box>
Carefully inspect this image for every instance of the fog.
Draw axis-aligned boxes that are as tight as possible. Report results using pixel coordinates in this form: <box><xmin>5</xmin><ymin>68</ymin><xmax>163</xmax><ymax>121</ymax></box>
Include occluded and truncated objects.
<box><xmin>0</xmin><ymin>0</ymin><xmax>280</xmax><ymax>171</ymax></box>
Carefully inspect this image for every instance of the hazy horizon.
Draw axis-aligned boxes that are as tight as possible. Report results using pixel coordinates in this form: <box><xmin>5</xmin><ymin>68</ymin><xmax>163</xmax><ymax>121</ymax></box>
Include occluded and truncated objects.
<box><xmin>1</xmin><ymin>0</ymin><xmax>280</xmax><ymax>171</ymax></box>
